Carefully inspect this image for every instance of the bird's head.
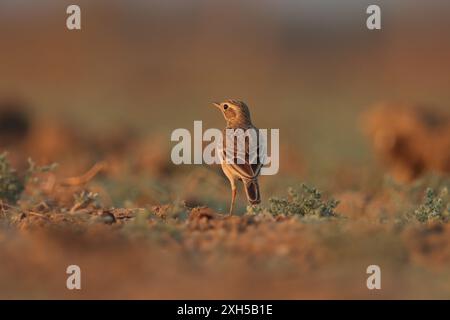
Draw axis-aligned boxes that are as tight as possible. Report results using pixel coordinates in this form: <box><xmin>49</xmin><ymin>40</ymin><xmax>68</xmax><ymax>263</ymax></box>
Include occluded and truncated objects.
<box><xmin>212</xmin><ymin>99</ymin><xmax>252</xmax><ymax>128</ymax></box>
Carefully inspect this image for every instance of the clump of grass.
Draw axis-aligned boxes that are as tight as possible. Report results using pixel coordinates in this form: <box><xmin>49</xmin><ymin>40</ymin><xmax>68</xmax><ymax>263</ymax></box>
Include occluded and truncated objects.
<box><xmin>0</xmin><ymin>152</ymin><xmax>57</xmax><ymax>204</ymax></box>
<box><xmin>268</xmin><ymin>184</ymin><xmax>339</xmax><ymax>217</ymax></box>
<box><xmin>413</xmin><ymin>187</ymin><xmax>449</xmax><ymax>223</ymax></box>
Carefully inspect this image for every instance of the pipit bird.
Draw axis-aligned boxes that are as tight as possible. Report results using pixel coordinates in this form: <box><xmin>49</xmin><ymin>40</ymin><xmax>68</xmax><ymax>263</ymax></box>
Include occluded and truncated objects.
<box><xmin>212</xmin><ymin>100</ymin><xmax>264</xmax><ymax>215</ymax></box>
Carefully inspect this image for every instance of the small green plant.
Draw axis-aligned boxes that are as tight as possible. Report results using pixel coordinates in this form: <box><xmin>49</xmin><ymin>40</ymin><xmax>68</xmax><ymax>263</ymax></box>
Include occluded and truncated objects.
<box><xmin>413</xmin><ymin>187</ymin><xmax>449</xmax><ymax>223</ymax></box>
<box><xmin>0</xmin><ymin>153</ymin><xmax>57</xmax><ymax>204</ymax></box>
<box><xmin>268</xmin><ymin>184</ymin><xmax>339</xmax><ymax>217</ymax></box>
<box><xmin>0</xmin><ymin>153</ymin><xmax>24</xmax><ymax>203</ymax></box>
<box><xmin>25</xmin><ymin>158</ymin><xmax>58</xmax><ymax>183</ymax></box>
<box><xmin>247</xmin><ymin>204</ymin><xmax>263</xmax><ymax>215</ymax></box>
<box><xmin>70</xmin><ymin>190</ymin><xmax>100</xmax><ymax>213</ymax></box>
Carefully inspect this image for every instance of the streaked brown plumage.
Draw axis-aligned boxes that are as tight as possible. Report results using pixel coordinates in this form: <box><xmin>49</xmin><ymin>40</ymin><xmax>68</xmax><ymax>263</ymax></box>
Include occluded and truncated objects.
<box><xmin>212</xmin><ymin>99</ymin><xmax>263</xmax><ymax>215</ymax></box>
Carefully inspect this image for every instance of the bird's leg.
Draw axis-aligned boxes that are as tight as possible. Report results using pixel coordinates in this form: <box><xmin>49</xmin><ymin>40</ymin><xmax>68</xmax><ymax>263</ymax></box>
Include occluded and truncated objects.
<box><xmin>229</xmin><ymin>184</ymin><xmax>237</xmax><ymax>215</ymax></box>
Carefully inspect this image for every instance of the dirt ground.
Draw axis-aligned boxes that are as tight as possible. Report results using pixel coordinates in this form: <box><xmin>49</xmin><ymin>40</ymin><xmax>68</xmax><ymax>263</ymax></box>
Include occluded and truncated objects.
<box><xmin>1</xmin><ymin>196</ymin><xmax>450</xmax><ymax>299</ymax></box>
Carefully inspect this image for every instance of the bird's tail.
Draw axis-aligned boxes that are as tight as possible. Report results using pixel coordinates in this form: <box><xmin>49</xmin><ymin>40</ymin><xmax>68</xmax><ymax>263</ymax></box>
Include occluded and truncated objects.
<box><xmin>243</xmin><ymin>179</ymin><xmax>261</xmax><ymax>205</ymax></box>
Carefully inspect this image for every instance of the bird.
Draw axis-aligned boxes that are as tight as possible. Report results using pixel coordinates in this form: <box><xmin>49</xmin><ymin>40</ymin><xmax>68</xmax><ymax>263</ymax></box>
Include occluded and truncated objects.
<box><xmin>212</xmin><ymin>99</ymin><xmax>264</xmax><ymax>215</ymax></box>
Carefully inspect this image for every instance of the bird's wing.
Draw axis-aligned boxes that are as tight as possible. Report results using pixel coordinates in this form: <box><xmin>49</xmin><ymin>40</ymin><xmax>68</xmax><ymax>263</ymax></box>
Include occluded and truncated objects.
<box><xmin>253</xmin><ymin>129</ymin><xmax>266</xmax><ymax>176</ymax></box>
<box><xmin>220</xmin><ymin>127</ymin><xmax>264</xmax><ymax>180</ymax></box>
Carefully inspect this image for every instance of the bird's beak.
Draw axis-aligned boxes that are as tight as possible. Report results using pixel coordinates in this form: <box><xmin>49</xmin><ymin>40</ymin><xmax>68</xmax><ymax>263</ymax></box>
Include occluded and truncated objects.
<box><xmin>212</xmin><ymin>102</ymin><xmax>221</xmax><ymax>109</ymax></box>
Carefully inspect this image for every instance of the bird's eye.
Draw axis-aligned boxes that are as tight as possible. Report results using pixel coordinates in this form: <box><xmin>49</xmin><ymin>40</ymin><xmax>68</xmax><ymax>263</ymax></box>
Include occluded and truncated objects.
<box><xmin>223</xmin><ymin>104</ymin><xmax>228</xmax><ymax>110</ymax></box>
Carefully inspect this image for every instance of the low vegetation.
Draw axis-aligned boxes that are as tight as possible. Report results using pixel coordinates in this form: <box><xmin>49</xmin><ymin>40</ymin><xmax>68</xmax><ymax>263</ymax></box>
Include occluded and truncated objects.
<box><xmin>268</xmin><ymin>184</ymin><xmax>339</xmax><ymax>217</ymax></box>
<box><xmin>413</xmin><ymin>187</ymin><xmax>449</xmax><ymax>223</ymax></box>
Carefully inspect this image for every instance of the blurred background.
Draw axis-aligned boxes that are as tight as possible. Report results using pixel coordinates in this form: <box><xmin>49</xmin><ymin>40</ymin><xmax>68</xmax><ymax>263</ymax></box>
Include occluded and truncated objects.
<box><xmin>0</xmin><ymin>0</ymin><xmax>449</xmax><ymax>207</ymax></box>
<box><xmin>1</xmin><ymin>0</ymin><xmax>450</xmax><ymax>300</ymax></box>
